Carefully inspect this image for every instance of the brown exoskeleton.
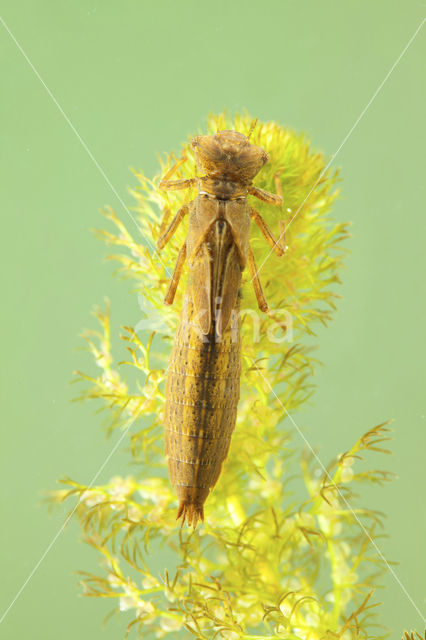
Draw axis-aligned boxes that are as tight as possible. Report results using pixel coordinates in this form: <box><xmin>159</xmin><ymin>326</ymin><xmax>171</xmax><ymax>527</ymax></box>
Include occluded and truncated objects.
<box><xmin>157</xmin><ymin>127</ymin><xmax>286</xmax><ymax>527</ymax></box>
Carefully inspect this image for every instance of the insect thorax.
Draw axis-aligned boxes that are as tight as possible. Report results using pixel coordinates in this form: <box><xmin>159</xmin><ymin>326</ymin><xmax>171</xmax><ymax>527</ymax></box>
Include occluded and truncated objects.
<box><xmin>198</xmin><ymin>176</ymin><xmax>247</xmax><ymax>201</ymax></box>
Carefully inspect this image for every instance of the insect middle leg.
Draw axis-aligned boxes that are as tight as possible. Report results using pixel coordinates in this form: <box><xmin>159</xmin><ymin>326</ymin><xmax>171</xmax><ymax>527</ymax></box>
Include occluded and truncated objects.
<box><xmin>247</xmin><ymin>246</ymin><xmax>269</xmax><ymax>313</ymax></box>
<box><xmin>157</xmin><ymin>203</ymin><xmax>189</xmax><ymax>250</ymax></box>
<box><xmin>164</xmin><ymin>242</ymin><xmax>186</xmax><ymax>305</ymax></box>
<box><xmin>251</xmin><ymin>208</ymin><xmax>287</xmax><ymax>257</ymax></box>
<box><xmin>158</xmin><ymin>206</ymin><xmax>172</xmax><ymax>240</ymax></box>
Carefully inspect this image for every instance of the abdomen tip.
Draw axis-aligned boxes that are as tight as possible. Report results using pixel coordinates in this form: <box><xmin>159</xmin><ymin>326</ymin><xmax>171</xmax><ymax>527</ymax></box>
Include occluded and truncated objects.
<box><xmin>176</xmin><ymin>501</ymin><xmax>205</xmax><ymax>529</ymax></box>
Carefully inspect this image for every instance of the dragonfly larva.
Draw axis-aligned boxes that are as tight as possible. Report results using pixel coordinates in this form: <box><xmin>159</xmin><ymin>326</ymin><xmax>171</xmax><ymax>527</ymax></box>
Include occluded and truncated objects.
<box><xmin>157</xmin><ymin>126</ymin><xmax>286</xmax><ymax>527</ymax></box>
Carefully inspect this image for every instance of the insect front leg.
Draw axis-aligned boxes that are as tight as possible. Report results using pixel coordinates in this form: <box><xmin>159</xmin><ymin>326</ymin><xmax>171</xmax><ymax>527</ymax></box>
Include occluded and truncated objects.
<box><xmin>251</xmin><ymin>208</ymin><xmax>287</xmax><ymax>257</ymax></box>
<box><xmin>159</xmin><ymin>154</ymin><xmax>187</xmax><ymax>182</ymax></box>
<box><xmin>159</xmin><ymin>155</ymin><xmax>197</xmax><ymax>191</ymax></box>
<box><xmin>164</xmin><ymin>242</ymin><xmax>186</xmax><ymax>305</ymax></box>
<box><xmin>248</xmin><ymin>184</ymin><xmax>282</xmax><ymax>207</ymax></box>
<box><xmin>157</xmin><ymin>203</ymin><xmax>189</xmax><ymax>250</ymax></box>
<box><xmin>247</xmin><ymin>246</ymin><xmax>269</xmax><ymax>313</ymax></box>
<box><xmin>160</xmin><ymin>177</ymin><xmax>196</xmax><ymax>191</ymax></box>
<box><xmin>273</xmin><ymin>169</ymin><xmax>284</xmax><ymax>203</ymax></box>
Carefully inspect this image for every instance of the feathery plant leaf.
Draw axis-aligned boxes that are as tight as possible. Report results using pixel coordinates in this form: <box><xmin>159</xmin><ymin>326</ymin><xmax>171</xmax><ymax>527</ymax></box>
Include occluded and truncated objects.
<box><xmin>51</xmin><ymin>113</ymin><xmax>400</xmax><ymax>638</ymax></box>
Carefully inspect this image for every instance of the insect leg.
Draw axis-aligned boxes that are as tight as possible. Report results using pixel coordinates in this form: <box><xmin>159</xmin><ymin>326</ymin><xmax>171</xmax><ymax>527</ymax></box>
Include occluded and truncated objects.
<box><xmin>248</xmin><ymin>184</ymin><xmax>282</xmax><ymax>207</ymax></box>
<box><xmin>157</xmin><ymin>203</ymin><xmax>189</xmax><ymax>250</ymax></box>
<box><xmin>247</xmin><ymin>246</ymin><xmax>269</xmax><ymax>313</ymax></box>
<box><xmin>160</xmin><ymin>177</ymin><xmax>197</xmax><ymax>191</ymax></box>
<box><xmin>159</xmin><ymin>155</ymin><xmax>197</xmax><ymax>191</ymax></box>
<box><xmin>160</xmin><ymin>155</ymin><xmax>187</xmax><ymax>182</ymax></box>
<box><xmin>158</xmin><ymin>206</ymin><xmax>171</xmax><ymax>239</ymax></box>
<box><xmin>274</xmin><ymin>169</ymin><xmax>284</xmax><ymax>202</ymax></box>
<box><xmin>164</xmin><ymin>242</ymin><xmax>186</xmax><ymax>305</ymax></box>
<box><xmin>251</xmin><ymin>208</ymin><xmax>287</xmax><ymax>257</ymax></box>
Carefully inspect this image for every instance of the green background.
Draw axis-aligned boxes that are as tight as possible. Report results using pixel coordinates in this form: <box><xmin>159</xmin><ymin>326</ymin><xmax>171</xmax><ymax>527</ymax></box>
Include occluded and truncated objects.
<box><xmin>1</xmin><ymin>1</ymin><xmax>425</xmax><ymax>637</ymax></box>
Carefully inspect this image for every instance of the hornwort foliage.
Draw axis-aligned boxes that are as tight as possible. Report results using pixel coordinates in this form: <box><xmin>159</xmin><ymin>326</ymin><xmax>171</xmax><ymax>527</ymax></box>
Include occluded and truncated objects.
<box><xmin>50</xmin><ymin>113</ymin><xmax>409</xmax><ymax>639</ymax></box>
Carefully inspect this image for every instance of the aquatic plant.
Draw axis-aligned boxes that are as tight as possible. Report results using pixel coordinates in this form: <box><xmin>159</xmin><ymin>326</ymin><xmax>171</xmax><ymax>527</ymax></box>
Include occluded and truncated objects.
<box><xmin>51</xmin><ymin>113</ymin><xmax>398</xmax><ymax>638</ymax></box>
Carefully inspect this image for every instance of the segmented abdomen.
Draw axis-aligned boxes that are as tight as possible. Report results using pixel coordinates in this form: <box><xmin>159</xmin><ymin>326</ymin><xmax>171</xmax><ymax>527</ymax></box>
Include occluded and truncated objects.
<box><xmin>165</xmin><ymin>297</ymin><xmax>241</xmax><ymax>527</ymax></box>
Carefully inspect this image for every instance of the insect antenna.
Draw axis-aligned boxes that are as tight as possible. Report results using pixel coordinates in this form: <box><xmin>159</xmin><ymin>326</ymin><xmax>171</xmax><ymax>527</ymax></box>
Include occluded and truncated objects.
<box><xmin>247</xmin><ymin>118</ymin><xmax>258</xmax><ymax>140</ymax></box>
